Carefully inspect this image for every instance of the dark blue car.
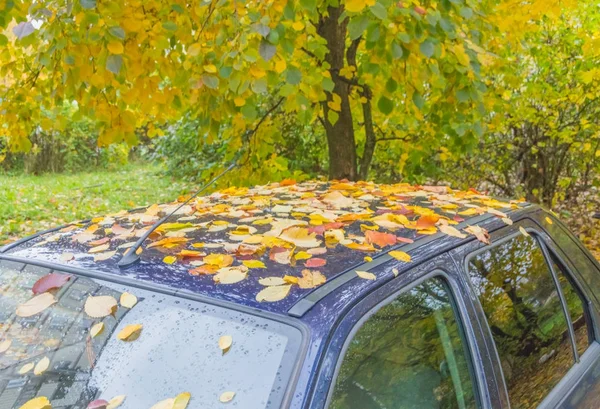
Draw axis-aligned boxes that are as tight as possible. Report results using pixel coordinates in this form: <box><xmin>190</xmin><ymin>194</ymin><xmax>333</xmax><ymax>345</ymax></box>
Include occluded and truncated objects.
<box><xmin>1</xmin><ymin>181</ymin><xmax>599</xmax><ymax>409</ymax></box>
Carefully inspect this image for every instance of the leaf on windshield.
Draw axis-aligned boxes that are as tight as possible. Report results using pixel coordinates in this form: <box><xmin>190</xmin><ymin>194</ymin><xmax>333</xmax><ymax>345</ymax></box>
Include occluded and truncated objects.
<box><xmin>34</xmin><ymin>356</ymin><xmax>50</xmax><ymax>375</ymax></box>
<box><xmin>84</xmin><ymin>295</ymin><xmax>118</xmax><ymax>318</ymax></box>
<box><xmin>19</xmin><ymin>362</ymin><xmax>34</xmax><ymax>374</ymax></box>
<box><xmin>117</xmin><ymin>324</ymin><xmax>143</xmax><ymax>341</ymax></box>
<box><xmin>356</xmin><ymin>270</ymin><xmax>376</xmax><ymax>280</ymax></box>
<box><xmin>89</xmin><ymin>243</ymin><xmax>110</xmax><ymax>253</ymax></box>
<box><xmin>297</xmin><ymin>269</ymin><xmax>326</xmax><ymax>289</ymax></box>
<box><xmin>219</xmin><ymin>391</ymin><xmax>235</xmax><ymax>403</ymax></box>
<box><xmin>90</xmin><ymin>322</ymin><xmax>105</xmax><ymax>338</ymax></box>
<box><xmin>0</xmin><ymin>339</ymin><xmax>11</xmax><ymax>353</ymax></box>
<box><xmin>18</xmin><ymin>396</ymin><xmax>51</xmax><ymax>409</ymax></box>
<box><xmin>147</xmin><ymin>237</ymin><xmax>189</xmax><ymax>249</ymax></box>
<box><xmin>218</xmin><ymin>335</ymin><xmax>233</xmax><ymax>354</ymax></box>
<box><xmin>94</xmin><ymin>251</ymin><xmax>117</xmax><ymax>262</ymax></box>
<box><xmin>256</xmin><ymin>284</ymin><xmax>292</xmax><ymax>302</ymax></box>
<box><xmin>173</xmin><ymin>392</ymin><xmax>191</xmax><ymax>409</ymax></box>
<box><xmin>107</xmin><ymin>395</ymin><xmax>126</xmax><ymax>409</ymax></box>
<box><xmin>149</xmin><ymin>398</ymin><xmax>174</xmax><ymax>409</ymax></box>
<box><xmin>279</xmin><ymin>226</ymin><xmax>322</xmax><ymax>248</ymax></box>
<box><xmin>87</xmin><ymin>400</ymin><xmax>109</xmax><ymax>409</ymax></box>
<box><xmin>389</xmin><ymin>250</ymin><xmax>411</xmax><ymax>262</ymax></box>
<box><xmin>213</xmin><ymin>266</ymin><xmax>248</xmax><ymax>284</ymax></box>
<box><xmin>120</xmin><ymin>292</ymin><xmax>138</xmax><ymax>308</ymax></box>
<box><xmin>32</xmin><ymin>273</ymin><xmax>72</xmax><ymax>295</ymax></box>
<box><xmin>16</xmin><ymin>293</ymin><xmax>57</xmax><ymax>317</ymax></box>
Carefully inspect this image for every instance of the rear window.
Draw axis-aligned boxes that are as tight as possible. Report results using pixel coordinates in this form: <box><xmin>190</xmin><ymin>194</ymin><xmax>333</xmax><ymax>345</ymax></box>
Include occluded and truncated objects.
<box><xmin>0</xmin><ymin>261</ymin><xmax>302</xmax><ymax>408</ymax></box>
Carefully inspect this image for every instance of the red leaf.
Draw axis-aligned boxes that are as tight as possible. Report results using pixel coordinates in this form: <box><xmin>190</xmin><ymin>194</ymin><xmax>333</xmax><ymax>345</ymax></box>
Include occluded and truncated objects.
<box><xmin>365</xmin><ymin>230</ymin><xmax>397</xmax><ymax>247</ymax></box>
<box><xmin>453</xmin><ymin>214</ymin><xmax>465</xmax><ymax>223</ymax></box>
<box><xmin>305</xmin><ymin>258</ymin><xmax>326</xmax><ymax>268</ymax></box>
<box><xmin>308</xmin><ymin>222</ymin><xmax>345</xmax><ymax>236</ymax></box>
<box><xmin>416</xmin><ymin>214</ymin><xmax>440</xmax><ymax>229</ymax></box>
<box><xmin>87</xmin><ymin>400</ymin><xmax>109</xmax><ymax>409</ymax></box>
<box><xmin>468</xmin><ymin>187</ymin><xmax>483</xmax><ymax>195</ymax></box>
<box><xmin>396</xmin><ymin>236</ymin><xmax>414</xmax><ymax>244</ymax></box>
<box><xmin>414</xmin><ymin>5</ymin><xmax>427</xmax><ymax>15</ymax></box>
<box><xmin>32</xmin><ymin>273</ymin><xmax>72</xmax><ymax>295</ymax></box>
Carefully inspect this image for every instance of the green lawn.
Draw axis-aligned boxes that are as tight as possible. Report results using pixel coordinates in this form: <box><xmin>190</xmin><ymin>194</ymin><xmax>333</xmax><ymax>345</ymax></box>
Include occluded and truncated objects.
<box><xmin>0</xmin><ymin>163</ymin><xmax>191</xmax><ymax>244</ymax></box>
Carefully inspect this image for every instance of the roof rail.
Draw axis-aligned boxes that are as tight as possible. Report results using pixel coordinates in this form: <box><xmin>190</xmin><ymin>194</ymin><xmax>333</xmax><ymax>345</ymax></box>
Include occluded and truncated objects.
<box><xmin>287</xmin><ymin>212</ymin><xmax>494</xmax><ymax>318</ymax></box>
<box><xmin>117</xmin><ymin>163</ymin><xmax>236</xmax><ymax>268</ymax></box>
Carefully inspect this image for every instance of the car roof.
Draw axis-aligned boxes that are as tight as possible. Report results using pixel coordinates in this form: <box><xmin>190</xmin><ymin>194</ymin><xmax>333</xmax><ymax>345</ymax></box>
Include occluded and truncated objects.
<box><xmin>1</xmin><ymin>180</ymin><xmax>532</xmax><ymax>319</ymax></box>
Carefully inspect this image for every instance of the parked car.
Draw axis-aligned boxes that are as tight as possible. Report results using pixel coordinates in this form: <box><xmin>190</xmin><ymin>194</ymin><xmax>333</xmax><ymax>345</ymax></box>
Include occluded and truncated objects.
<box><xmin>1</xmin><ymin>180</ymin><xmax>599</xmax><ymax>409</ymax></box>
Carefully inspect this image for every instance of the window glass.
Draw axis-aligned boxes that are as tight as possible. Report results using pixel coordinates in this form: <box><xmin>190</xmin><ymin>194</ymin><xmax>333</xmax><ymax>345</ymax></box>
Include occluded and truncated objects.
<box><xmin>329</xmin><ymin>277</ymin><xmax>477</xmax><ymax>409</ymax></box>
<box><xmin>0</xmin><ymin>262</ymin><xmax>301</xmax><ymax>409</ymax></box>
<box><xmin>552</xmin><ymin>258</ymin><xmax>592</xmax><ymax>357</ymax></box>
<box><xmin>468</xmin><ymin>235</ymin><xmax>574</xmax><ymax>408</ymax></box>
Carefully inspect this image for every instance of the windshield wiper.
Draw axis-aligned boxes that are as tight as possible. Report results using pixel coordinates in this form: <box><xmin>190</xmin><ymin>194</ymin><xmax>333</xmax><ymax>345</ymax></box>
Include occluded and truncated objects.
<box><xmin>117</xmin><ymin>163</ymin><xmax>236</xmax><ymax>268</ymax></box>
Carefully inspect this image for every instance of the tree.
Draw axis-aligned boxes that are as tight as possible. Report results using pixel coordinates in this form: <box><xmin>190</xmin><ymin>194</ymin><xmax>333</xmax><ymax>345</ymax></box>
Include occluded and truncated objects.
<box><xmin>0</xmin><ymin>0</ymin><xmax>496</xmax><ymax>180</ymax></box>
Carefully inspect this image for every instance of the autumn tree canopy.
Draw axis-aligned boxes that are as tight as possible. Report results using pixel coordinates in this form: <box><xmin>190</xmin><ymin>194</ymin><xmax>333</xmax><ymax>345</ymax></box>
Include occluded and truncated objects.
<box><xmin>0</xmin><ymin>0</ymin><xmax>577</xmax><ymax>181</ymax></box>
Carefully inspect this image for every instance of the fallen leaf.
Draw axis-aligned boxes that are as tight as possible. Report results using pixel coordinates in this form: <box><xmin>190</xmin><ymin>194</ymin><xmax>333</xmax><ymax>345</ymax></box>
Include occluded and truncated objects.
<box><xmin>89</xmin><ymin>243</ymin><xmax>110</xmax><ymax>253</ymax></box>
<box><xmin>18</xmin><ymin>397</ymin><xmax>52</xmax><ymax>409</ymax></box>
<box><xmin>356</xmin><ymin>270</ymin><xmax>376</xmax><ymax>280</ymax></box>
<box><xmin>117</xmin><ymin>324</ymin><xmax>143</xmax><ymax>341</ymax></box>
<box><xmin>465</xmin><ymin>225</ymin><xmax>490</xmax><ymax>244</ymax></box>
<box><xmin>305</xmin><ymin>258</ymin><xmax>326</xmax><ymax>268</ymax></box>
<box><xmin>344</xmin><ymin>242</ymin><xmax>377</xmax><ymax>252</ymax></box>
<box><xmin>149</xmin><ymin>398</ymin><xmax>174</xmax><ymax>409</ymax></box>
<box><xmin>298</xmin><ymin>269</ymin><xmax>326</xmax><ymax>289</ymax></box>
<box><xmin>242</xmin><ymin>260</ymin><xmax>266</xmax><ymax>269</ymax></box>
<box><xmin>545</xmin><ymin>216</ymin><xmax>553</xmax><ymax>225</ymax></box>
<box><xmin>501</xmin><ymin>217</ymin><xmax>513</xmax><ymax>226</ymax></box>
<box><xmin>219</xmin><ymin>391</ymin><xmax>235</xmax><ymax>403</ymax></box>
<box><xmin>213</xmin><ymin>266</ymin><xmax>248</xmax><ymax>284</ymax></box>
<box><xmin>32</xmin><ymin>273</ymin><xmax>71</xmax><ymax>295</ymax></box>
<box><xmin>487</xmin><ymin>208</ymin><xmax>508</xmax><ymax>218</ymax></box>
<box><xmin>34</xmin><ymin>356</ymin><xmax>50</xmax><ymax>375</ymax></box>
<box><xmin>19</xmin><ymin>362</ymin><xmax>34</xmax><ymax>374</ymax></box>
<box><xmin>189</xmin><ymin>265</ymin><xmax>218</xmax><ymax>275</ymax></box>
<box><xmin>87</xmin><ymin>400</ymin><xmax>108</xmax><ymax>409</ymax></box>
<box><xmin>307</xmin><ymin>247</ymin><xmax>327</xmax><ymax>255</ymax></box>
<box><xmin>519</xmin><ymin>226</ymin><xmax>530</xmax><ymax>237</ymax></box>
<box><xmin>392</xmin><ymin>267</ymin><xmax>399</xmax><ymax>277</ymax></box>
<box><xmin>204</xmin><ymin>253</ymin><xmax>234</xmax><ymax>268</ymax></box>
<box><xmin>0</xmin><ymin>339</ymin><xmax>11</xmax><ymax>353</ymax></box>
<box><xmin>16</xmin><ymin>293</ymin><xmax>57</xmax><ymax>317</ymax></box>
<box><xmin>322</xmin><ymin>191</ymin><xmax>354</xmax><ymax>208</ymax></box>
<box><xmin>218</xmin><ymin>335</ymin><xmax>232</xmax><ymax>354</ymax></box>
<box><xmin>173</xmin><ymin>392</ymin><xmax>191</xmax><ymax>409</ymax></box>
<box><xmin>84</xmin><ymin>295</ymin><xmax>118</xmax><ymax>318</ymax></box>
<box><xmin>89</xmin><ymin>237</ymin><xmax>110</xmax><ymax>247</ymax></box>
<box><xmin>163</xmin><ymin>255</ymin><xmax>177</xmax><ymax>264</ymax></box>
<box><xmin>256</xmin><ymin>285</ymin><xmax>292</xmax><ymax>302</ymax></box>
<box><xmin>365</xmin><ymin>230</ymin><xmax>397</xmax><ymax>247</ymax></box>
<box><xmin>107</xmin><ymin>395</ymin><xmax>126</xmax><ymax>409</ymax></box>
<box><xmin>283</xmin><ymin>275</ymin><xmax>299</xmax><ymax>284</ymax></box>
<box><xmin>94</xmin><ymin>251</ymin><xmax>117</xmax><ymax>262</ymax></box>
<box><xmin>416</xmin><ymin>214</ymin><xmax>440</xmax><ymax>229</ymax></box>
<box><xmin>147</xmin><ymin>237</ymin><xmax>189</xmax><ymax>249</ymax></box>
<box><xmin>279</xmin><ymin>226</ymin><xmax>322</xmax><ymax>248</ymax></box>
<box><xmin>90</xmin><ymin>322</ymin><xmax>105</xmax><ymax>338</ymax></box>
<box><xmin>178</xmin><ymin>249</ymin><xmax>204</xmax><ymax>258</ymax></box>
<box><xmin>294</xmin><ymin>251</ymin><xmax>312</xmax><ymax>260</ymax></box>
<box><xmin>438</xmin><ymin>224</ymin><xmax>467</xmax><ymax>239</ymax></box>
<box><xmin>258</xmin><ymin>277</ymin><xmax>287</xmax><ymax>286</ymax></box>
<box><xmin>389</xmin><ymin>250</ymin><xmax>411</xmax><ymax>262</ymax></box>
<box><xmin>120</xmin><ymin>292</ymin><xmax>138</xmax><ymax>308</ymax></box>
<box><xmin>60</xmin><ymin>253</ymin><xmax>74</xmax><ymax>262</ymax></box>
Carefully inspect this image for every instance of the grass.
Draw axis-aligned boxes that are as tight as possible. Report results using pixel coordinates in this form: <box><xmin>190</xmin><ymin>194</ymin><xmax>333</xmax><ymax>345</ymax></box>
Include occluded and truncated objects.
<box><xmin>0</xmin><ymin>163</ymin><xmax>192</xmax><ymax>244</ymax></box>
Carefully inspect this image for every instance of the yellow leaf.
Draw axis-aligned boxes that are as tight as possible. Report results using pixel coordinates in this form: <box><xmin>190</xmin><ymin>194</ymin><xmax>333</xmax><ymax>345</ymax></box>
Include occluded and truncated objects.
<box><xmin>213</xmin><ymin>266</ymin><xmax>248</xmax><ymax>284</ymax></box>
<box><xmin>150</xmin><ymin>398</ymin><xmax>174</xmax><ymax>409</ymax></box>
<box><xmin>107</xmin><ymin>41</ymin><xmax>124</xmax><ymax>55</ymax></box>
<box><xmin>389</xmin><ymin>250</ymin><xmax>411</xmax><ymax>262</ymax></box>
<box><xmin>545</xmin><ymin>216</ymin><xmax>553</xmax><ymax>225</ymax></box>
<box><xmin>234</xmin><ymin>97</ymin><xmax>246</xmax><ymax>107</ymax></box>
<box><xmin>16</xmin><ymin>293</ymin><xmax>57</xmax><ymax>317</ymax></box>
<box><xmin>356</xmin><ymin>270</ymin><xmax>376</xmax><ymax>280</ymax></box>
<box><xmin>204</xmin><ymin>64</ymin><xmax>217</xmax><ymax>73</ymax></box>
<box><xmin>120</xmin><ymin>292</ymin><xmax>138</xmax><ymax>308</ymax></box>
<box><xmin>19</xmin><ymin>362</ymin><xmax>34</xmax><ymax>374</ymax></box>
<box><xmin>275</xmin><ymin>59</ymin><xmax>287</xmax><ymax>73</ymax></box>
<box><xmin>84</xmin><ymin>295</ymin><xmax>118</xmax><ymax>318</ymax></box>
<box><xmin>519</xmin><ymin>226</ymin><xmax>530</xmax><ymax>237</ymax></box>
<box><xmin>256</xmin><ymin>285</ymin><xmax>292</xmax><ymax>302</ymax></box>
<box><xmin>298</xmin><ymin>269</ymin><xmax>326</xmax><ymax>289</ymax></box>
<box><xmin>204</xmin><ymin>253</ymin><xmax>234</xmax><ymax>267</ymax></box>
<box><xmin>242</xmin><ymin>260</ymin><xmax>266</xmax><ymax>269</ymax></box>
<box><xmin>280</xmin><ymin>227</ymin><xmax>322</xmax><ymax>248</ymax></box>
<box><xmin>163</xmin><ymin>255</ymin><xmax>177</xmax><ymax>264</ymax></box>
<box><xmin>292</xmin><ymin>21</ymin><xmax>304</xmax><ymax>31</ymax></box>
<box><xmin>34</xmin><ymin>356</ymin><xmax>50</xmax><ymax>375</ymax></box>
<box><xmin>364</xmin><ymin>256</ymin><xmax>373</xmax><ymax>262</ymax></box>
<box><xmin>117</xmin><ymin>324</ymin><xmax>143</xmax><ymax>341</ymax></box>
<box><xmin>502</xmin><ymin>217</ymin><xmax>513</xmax><ymax>226</ymax></box>
<box><xmin>392</xmin><ymin>267</ymin><xmax>399</xmax><ymax>277</ymax></box>
<box><xmin>107</xmin><ymin>395</ymin><xmax>126</xmax><ymax>409</ymax></box>
<box><xmin>283</xmin><ymin>275</ymin><xmax>299</xmax><ymax>284</ymax></box>
<box><xmin>219</xmin><ymin>391</ymin><xmax>235</xmax><ymax>403</ymax></box>
<box><xmin>294</xmin><ymin>251</ymin><xmax>312</xmax><ymax>260</ymax></box>
<box><xmin>18</xmin><ymin>397</ymin><xmax>51</xmax><ymax>409</ymax></box>
<box><xmin>259</xmin><ymin>277</ymin><xmax>287</xmax><ymax>286</ymax></box>
<box><xmin>90</xmin><ymin>322</ymin><xmax>105</xmax><ymax>338</ymax></box>
<box><xmin>188</xmin><ymin>43</ymin><xmax>202</xmax><ymax>57</ymax></box>
<box><xmin>345</xmin><ymin>242</ymin><xmax>377</xmax><ymax>252</ymax></box>
<box><xmin>346</xmin><ymin>0</ymin><xmax>367</xmax><ymax>12</ymax></box>
<box><xmin>218</xmin><ymin>335</ymin><xmax>232</xmax><ymax>354</ymax></box>
<box><xmin>0</xmin><ymin>339</ymin><xmax>11</xmax><ymax>353</ymax></box>
<box><xmin>173</xmin><ymin>392</ymin><xmax>191</xmax><ymax>409</ymax></box>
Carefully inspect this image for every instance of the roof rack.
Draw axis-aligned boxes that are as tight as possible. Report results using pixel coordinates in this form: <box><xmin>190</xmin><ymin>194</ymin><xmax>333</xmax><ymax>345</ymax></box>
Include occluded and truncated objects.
<box><xmin>117</xmin><ymin>163</ymin><xmax>236</xmax><ymax>268</ymax></box>
<box><xmin>287</xmin><ymin>212</ymin><xmax>495</xmax><ymax>318</ymax></box>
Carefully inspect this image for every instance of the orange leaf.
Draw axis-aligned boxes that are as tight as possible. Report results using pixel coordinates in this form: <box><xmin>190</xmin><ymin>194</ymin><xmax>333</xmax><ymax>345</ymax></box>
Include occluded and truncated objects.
<box><xmin>365</xmin><ymin>230</ymin><xmax>397</xmax><ymax>247</ymax></box>
<box><xmin>416</xmin><ymin>214</ymin><xmax>439</xmax><ymax>229</ymax></box>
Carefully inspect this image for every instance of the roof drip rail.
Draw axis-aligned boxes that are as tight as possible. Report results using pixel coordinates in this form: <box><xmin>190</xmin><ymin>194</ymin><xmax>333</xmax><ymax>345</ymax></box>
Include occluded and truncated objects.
<box><xmin>117</xmin><ymin>163</ymin><xmax>236</xmax><ymax>269</ymax></box>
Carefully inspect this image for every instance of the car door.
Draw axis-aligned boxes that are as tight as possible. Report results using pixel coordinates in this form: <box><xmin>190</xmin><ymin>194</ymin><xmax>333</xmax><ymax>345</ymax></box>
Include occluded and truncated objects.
<box><xmin>452</xmin><ymin>214</ymin><xmax>600</xmax><ymax>409</ymax></box>
<box><xmin>311</xmin><ymin>252</ymin><xmax>505</xmax><ymax>409</ymax></box>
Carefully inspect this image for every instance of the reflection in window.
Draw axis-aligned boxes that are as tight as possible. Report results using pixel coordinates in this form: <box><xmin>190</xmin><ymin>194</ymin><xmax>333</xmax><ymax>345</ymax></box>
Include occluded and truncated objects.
<box><xmin>468</xmin><ymin>235</ymin><xmax>574</xmax><ymax>409</ymax></box>
<box><xmin>329</xmin><ymin>277</ymin><xmax>477</xmax><ymax>409</ymax></box>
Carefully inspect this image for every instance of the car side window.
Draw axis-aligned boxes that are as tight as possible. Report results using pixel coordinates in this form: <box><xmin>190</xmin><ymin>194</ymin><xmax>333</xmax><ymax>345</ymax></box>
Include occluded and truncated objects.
<box><xmin>467</xmin><ymin>234</ymin><xmax>578</xmax><ymax>408</ymax></box>
<box><xmin>328</xmin><ymin>277</ymin><xmax>478</xmax><ymax>409</ymax></box>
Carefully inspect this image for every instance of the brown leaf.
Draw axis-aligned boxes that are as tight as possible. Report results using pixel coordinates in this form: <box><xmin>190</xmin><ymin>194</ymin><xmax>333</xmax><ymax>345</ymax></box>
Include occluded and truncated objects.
<box><xmin>16</xmin><ymin>293</ymin><xmax>57</xmax><ymax>317</ymax></box>
<box><xmin>32</xmin><ymin>273</ymin><xmax>71</xmax><ymax>294</ymax></box>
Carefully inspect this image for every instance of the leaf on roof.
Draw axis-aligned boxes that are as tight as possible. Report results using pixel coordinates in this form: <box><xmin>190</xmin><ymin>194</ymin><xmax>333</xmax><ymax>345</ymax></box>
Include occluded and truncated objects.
<box><xmin>120</xmin><ymin>292</ymin><xmax>138</xmax><ymax>308</ymax></box>
<box><xmin>84</xmin><ymin>295</ymin><xmax>118</xmax><ymax>318</ymax></box>
<box><xmin>90</xmin><ymin>322</ymin><xmax>105</xmax><ymax>338</ymax></box>
<box><xmin>259</xmin><ymin>277</ymin><xmax>287</xmax><ymax>286</ymax></box>
<box><xmin>163</xmin><ymin>255</ymin><xmax>177</xmax><ymax>264</ymax></box>
<box><xmin>218</xmin><ymin>335</ymin><xmax>233</xmax><ymax>354</ymax></box>
<box><xmin>16</xmin><ymin>293</ymin><xmax>57</xmax><ymax>317</ymax></box>
<box><xmin>305</xmin><ymin>258</ymin><xmax>326</xmax><ymax>268</ymax></box>
<box><xmin>213</xmin><ymin>266</ymin><xmax>248</xmax><ymax>284</ymax></box>
<box><xmin>147</xmin><ymin>237</ymin><xmax>189</xmax><ymax>249</ymax></box>
<box><xmin>307</xmin><ymin>247</ymin><xmax>327</xmax><ymax>255</ymax></box>
<box><xmin>117</xmin><ymin>324</ymin><xmax>143</xmax><ymax>341</ymax></box>
<box><xmin>189</xmin><ymin>265</ymin><xmax>218</xmax><ymax>276</ymax></box>
<box><xmin>344</xmin><ymin>242</ymin><xmax>377</xmax><ymax>252</ymax></box>
<box><xmin>298</xmin><ymin>269</ymin><xmax>326</xmax><ymax>289</ymax></box>
<box><xmin>416</xmin><ymin>214</ymin><xmax>440</xmax><ymax>229</ymax></box>
<box><xmin>438</xmin><ymin>224</ymin><xmax>467</xmax><ymax>239</ymax></box>
<box><xmin>256</xmin><ymin>285</ymin><xmax>292</xmax><ymax>302</ymax></box>
<box><xmin>204</xmin><ymin>253</ymin><xmax>234</xmax><ymax>267</ymax></box>
<box><xmin>365</xmin><ymin>230</ymin><xmax>397</xmax><ymax>247</ymax></box>
<box><xmin>242</xmin><ymin>260</ymin><xmax>266</xmax><ymax>269</ymax></box>
<box><xmin>60</xmin><ymin>252</ymin><xmax>75</xmax><ymax>262</ymax></box>
<box><xmin>219</xmin><ymin>391</ymin><xmax>235</xmax><ymax>403</ymax></box>
<box><xmin>322</xmin><ymin>191</ymin><xmax>354</xmax><ymax>208</ymax></box>
<box><xmin>487</xmin><ymin>208</ymin><xmax>508</xmax><ymax>218</ymax></box>
<box><xmin>294</xmin><ymin>251</ymin><xmax>312</xmax><ymax>260</ymax></box>
<box><xmin>356</xmin><ymin>270</ymin><xmax>376</xmax><ymax>280</ymax></box>
<box><xmin>502</xmin><ymin>217</ymin><xmax>513</xmax><ymax>225</ymax></box>
<box><xmin>465</xmin><ymin>225</ymin><xmax>490</xmax><ymax>244</ymax></box>
<box><xmin>32</xmin><ymin>273</ymin><xmax>71</xmax><ymax>295</ymax></box>
<box><xmin>279</xmin><ymin>226</ymin><xmax>321</xmax><ymax>248</ymax></box>
<box><xmin>389</xmin><ymin>250</ymin><xmax>411</xmax><ymax>262</ymax></box>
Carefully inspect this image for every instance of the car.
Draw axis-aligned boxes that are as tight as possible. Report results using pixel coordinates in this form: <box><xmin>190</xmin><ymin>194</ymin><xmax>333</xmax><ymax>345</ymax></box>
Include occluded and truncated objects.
<box><xmin>1</xmin><ymin>180</ymin><xmax>599</xmax><ymax>409</ymax></box>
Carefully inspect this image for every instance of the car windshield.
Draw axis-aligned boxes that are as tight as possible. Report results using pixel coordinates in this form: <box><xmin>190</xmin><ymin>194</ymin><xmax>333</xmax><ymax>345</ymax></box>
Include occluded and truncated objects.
<box><xmin>0</xmin><ymin>260</ymin><xmax>302</xmax><ymax>409</ymax></box>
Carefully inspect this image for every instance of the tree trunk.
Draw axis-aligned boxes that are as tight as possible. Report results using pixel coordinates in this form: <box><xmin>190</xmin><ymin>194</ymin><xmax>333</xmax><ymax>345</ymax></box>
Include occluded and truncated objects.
<box><xmin>318</xmin><ymin>6</ymin><xmax>357</xmax><ymax>180</ymax></box>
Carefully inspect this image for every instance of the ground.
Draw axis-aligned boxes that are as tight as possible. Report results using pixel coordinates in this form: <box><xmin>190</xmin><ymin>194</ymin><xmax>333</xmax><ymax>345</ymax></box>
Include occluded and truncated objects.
<box><xmin>0</xmin><ymin>163</ymin><xmax>189</xmax><ymax>244</ymax></box>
